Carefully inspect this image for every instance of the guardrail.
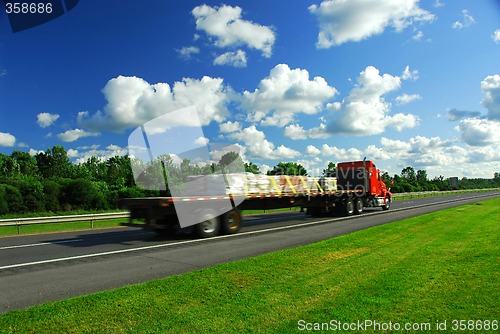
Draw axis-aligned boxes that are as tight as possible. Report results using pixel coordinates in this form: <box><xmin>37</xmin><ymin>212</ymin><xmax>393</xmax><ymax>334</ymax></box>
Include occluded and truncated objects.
<box><xmin>1</xmin><ymin>188</ymin><xmax>498</xmax><ymax>235</ymax></box>
<box><xmin>392</xmin><ymin>188</ymin><xmax>500</xmax><ymax>198</ymax></box>
<box><xmin>0</xmin><ymin>212</ymin><xmax>130</xmax><ymax>234</ymax></box>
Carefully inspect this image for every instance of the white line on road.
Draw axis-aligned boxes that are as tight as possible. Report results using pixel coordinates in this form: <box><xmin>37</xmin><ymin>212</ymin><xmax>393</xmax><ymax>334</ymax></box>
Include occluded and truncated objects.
<box><xmin>0</xmin><ymin>239</ymin><xmax>84</xmax><ymax>250</ymax></box>
<box><xmin>0</xmin><ymin>193</ymin><xmax>497</xmax><ymax>271</ymax></box>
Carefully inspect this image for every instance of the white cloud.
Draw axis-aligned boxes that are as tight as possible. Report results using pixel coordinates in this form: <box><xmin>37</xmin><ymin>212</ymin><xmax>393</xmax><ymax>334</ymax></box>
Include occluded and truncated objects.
<box><xmin>401</xmin><ymin>65</ymin><xmax>419</xmax><ymax>80</ymax></box>
<box><xmin>67</xmin><ymin>149</ymin><xmax>79</xmax><ymax>158</ymax></box>
<box><xmin>193</xmin><ymin>136</ymin><xmax>209</xmax><ymax>145</ymax></box>
<box><xmin>192</xmin><ymin>4</ymin><xmax>275</xmax><ymax>57</ymax></box>
<box><xmin>305</xmin><ymin>145</ymin><xmax>321</xmax><ymax>156</ymax></box>
<box><xmin>456</xmin><ymin>118</ymin><xmax>500</xmax><ymax>147</ymax></box>
<box><xmin>493</xmin><ymin>29</ymin><xmax>500</xmax><ymax>42</ymax></box>
<box><xmin>321</xmin><ymin>144</ymin><xmax>363</xmax><ymax>161</ymax></box>
<box><xmin>395</xmin><ymin>93</ymin><xmax>421</xmax><ymax>105</ymax></box>
<box><xmin>241</xmin><ymin>64</ymin><xmax>338</xmax><ymax>127</ymax></box>
<box><xmin>409</xmin><ymin>136</ymin><xmax>450</xmax><ymax>153</ymax></box>
<box><xmin>0</xmin><ymin>132</ymin><xmax>16</xmax><ymax>147</ymax></box>
<box><xmin>447</xmin><ymin>109</ymin><xmax>481</xmax><ymax>121</ymax></box>
<box><xmin>29</xmin><ymin>148</ymin><xmax>43</xmax><ymax>156</ymax></box>
<box><xmin>214</xmin><ymin>50</ymin><xmax>247</xmax><ymax>68</ymax></box>
<box><xmin>274</xmin><ymin>145</ymin><xmax>300</xmax><ymax>159</ymax></box>
<box><xmin>327</xmin><ymin>66</ymin><xmax>419</xmax><ymax>135</ymax></box>
<box><xmin>219</xmin><ymin>121</ymin><xmax>241</xmax><ymax>133</ymax></box>
<box><xmin>365</xmin><ymin>145</ymin><xmax>391</xmax><ymax>160</ymax></box>
<box><xmin>283</xmin><ymin>123</ymin><xmax>329</xmax><ymax>140</ymax></box>
<box><xmin>411</xmin><ymin>30</ymin><xmax>424</xmax><ymax>41</ymax></box>
<box><xmin>57</xmin><ymin>129</ymin><xmax>99</xmax><ymax>142</ymax></box>
<box><xmin>78</xmin><ymin>75</ymin><xmax>231</xmax><ymax>132</ymax></box>
<box><xmin>75</xmin><ymin>145</ymin><xmax>128</xmax><ymax>164</ymax></box>
<box><xmin>452</xmin><ymin>10</ymin><xmax>475</xmax><ymax>29</ymax></box>
<box><xmin>433</xmin><ymin>1</ymin><xmax>444</xmax><ymax>8</ymax></box>
<box><xmin>309</xmin><ymin>0</ymin><xmax>435</xmax><ymax>48</ymax></box>
<box><xmin>37</xmin><ymin>112</ymin><xmax>60</xmax><ymax>128</ymax></box>
<box><xmin>228</xmin><ymin>125</ymin><xmax>299</xmax><ymax>159</ymax></box>
<box><xmin>480</xmin><ymin>74</ymin><xmax>500</xmax><ymax>120</ymax></box>
<box><xmin>381</xmin><ymin>137</ymin><xmax>412</xmax><ymax>152</ymax></box>
<box><xmin>176</xmin><ymin>46</ymin><xmax>200</xmax><ymax>60</ymax></box>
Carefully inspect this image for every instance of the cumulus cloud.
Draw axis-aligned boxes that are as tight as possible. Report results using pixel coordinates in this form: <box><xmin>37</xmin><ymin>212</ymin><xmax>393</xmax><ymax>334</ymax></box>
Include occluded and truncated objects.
<box><xmin>305</xmin><ymin>145</ymin><xmax>321</xmax><ymax>156</ymax></box>
<box><xmin>214</xmin><ymin>50</ymin><xmax>247</xmax><ymax>68</ymax></box>
<box><xmin>37</xmin><ymin>113</ymin><xmax>60</xmax><ymax>128</ymax></box>
<box><xmin>57</xmin><ymin>129</ymin><xmax>99</xmax><ymax>142</ymax></box>
<box><xmin>480</xmin><ymin>74</ymin><xmax>500</xmax><ymax>120</ymax></box>
<box><xmin>192</xmin><ymin>4</ymin><xmax>275</xmax><ymax>57</ymax></box>
<box><xmin>78</xmin><ymin>75</ymin><xmax>231</xmax><ymax>132</ymax></box>
<box><xmin>193</xmin><ymin>136</ymin><xmax>209</xmax><ymax>145</ymax></box>
<box><xmin>493</xmin><ymin>29</ymin><xmax>500</xmax><ymax>42</ymax></box>
<box><xmin>456</xmin><ymin>118</ymin><xmax>500</xmax><ymax>146</ymax></box>
<box><xmin>327</xmin><ymin>66</ymin><xmax>419</xmax><ymax>135</ymax></box>
<box><xmin>309</xmin><ymin>0</ymin><xmax>435</xmax><ymax>48</ymax></box>
<box><xmin>395</xmin><ymin>93</ymin><xmax>421</xmax><ymax>105</ymax></box>
<box><xmin>176</xmin><ymin>46</ymin><xmax>200</xmax><ymax>60</ymax></box>
<box><xmin>401</xmin><ymin>65</ymin><xmax>419</xmax><ymax>80</ymax></box>
<box><xmin>321</xmin><ymin>144</ymin><xmax>363</xmax><ymax>161</ymax></box>
<box><xmin>0</xmin><ymin>132</ymin><xmax>16</xmax><ymax>147</ymax></box>
<box><xmin>380</xmin><ymin>134</ymin><xmax>500</xmax><ymax>173</ymax></box>
<box><xmin>228</xmin><ymin>125</ymin><xmax>299</xmax><ymax>159</ymax></box>
<box><xmin>283</xmin><ymin>123</ymin><xmax>329</xmax><ymax>140</ymax></box>
<box><xmin>219</xmin><ymin>121</ymin><xmax>242</xmax><ymax>133</ymax></box>
<box><xmin>447</xmin><ymin>109</ymin><xmax>481</xmax><ymax>121</ymax></box>
<box><xmin>241</xmin><ymin>64</ymin><xmax>338</xmax><ymax>127</ymax></box>
<box><xmin>452</xmin><ymin>10</ymin><xmax>475</xmax><ymax>29</ymax></box>
<box><xmin>75</xmin><ymin>144</ymin><xmax>128</xmax><ymax>164</ymax></box>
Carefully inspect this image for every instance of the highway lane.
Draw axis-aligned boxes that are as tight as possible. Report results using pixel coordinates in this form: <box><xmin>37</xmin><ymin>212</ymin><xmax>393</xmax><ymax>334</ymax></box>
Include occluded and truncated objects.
<box><xmin>0</xmin><ymin>192</ymin><xmax>498</xmax><ymax>313</ymax></box>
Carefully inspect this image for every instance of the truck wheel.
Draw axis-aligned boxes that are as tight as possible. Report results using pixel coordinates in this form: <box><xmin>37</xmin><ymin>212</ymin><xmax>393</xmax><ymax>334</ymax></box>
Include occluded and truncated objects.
<box><xmin>221</xmin><ymin>208</ymin><xmax>242</xmax><ymax>235</ymax></box>
<box><xmin>382</xmin><ymin>197</ymin><xmax>391</xmax><ymax>210</ymax></box>
<box><xmin>344</xmin><ymin>198</ymin><xmax>354</xmax><ymax>216</ymax></box>
<box><xmin>354</xmin><ymin>199</ymin><xmax>364</xmax><ymax>215</ymax></box>
<box><xmin>194</xmin><ymin>211</ymin><xmax>221</xmax><ymax>238</ymax></box>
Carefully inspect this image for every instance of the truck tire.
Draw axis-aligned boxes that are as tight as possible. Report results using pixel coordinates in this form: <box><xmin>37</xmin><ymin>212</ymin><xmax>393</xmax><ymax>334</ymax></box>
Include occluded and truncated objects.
<box><xmin>344</xmin><ymin>198</ymin><xmax>354</xmax><ymax>216</ymax></box>
<box><xmin>194</xmin><ymin>211</ymin><xmax>221</xmax><ymax>238</ymax></box>
<box><xmin>354</xmin><ymin>198</ymin><xmax>364</xmax><ymax>215</ymax></box>
<box><xmin>382</xmin><ymin>196</ymin><xmax>391</xmax><ymax>210</ymax></box>
<box><xmin>221</xmin><ymin>208</ymin><xmax>242</xmax><ymax>235</ymax></box>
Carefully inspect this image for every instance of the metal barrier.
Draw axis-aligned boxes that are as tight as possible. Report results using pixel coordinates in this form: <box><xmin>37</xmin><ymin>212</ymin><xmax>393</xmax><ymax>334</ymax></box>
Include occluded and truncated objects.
<box><xmin>0</xmin><ymin>212</ymin><xmax>130</xmax><ymax>234</ymax></box>
<box><xmin>0</xmin><ymin>188</ymin><xmax>498</xmax><ymax>234</ymax></box>
<box><xmin>392</xmin><ymin>188</ymin><xmax>500</xmax><ymax>198</ymax></box>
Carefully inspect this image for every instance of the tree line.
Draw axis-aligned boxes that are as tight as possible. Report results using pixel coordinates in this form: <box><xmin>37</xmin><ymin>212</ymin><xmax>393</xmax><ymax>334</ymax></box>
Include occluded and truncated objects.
<box><xmin>0</xmin><ymin>146</ymin><xmax>498</xmax><ymax>215</ymax></box>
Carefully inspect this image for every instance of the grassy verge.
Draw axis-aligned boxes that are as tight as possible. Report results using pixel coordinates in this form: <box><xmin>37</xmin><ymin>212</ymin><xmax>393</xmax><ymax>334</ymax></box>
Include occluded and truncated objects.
<box><xmin>0</xmin><ymin>218</ymin><xmax>132</xmax><ymax>237</ymax></box>
<box><xmin>1</xmin><ymin>198</ymin><xmax>498</xmax><ymax>333</ymax></box>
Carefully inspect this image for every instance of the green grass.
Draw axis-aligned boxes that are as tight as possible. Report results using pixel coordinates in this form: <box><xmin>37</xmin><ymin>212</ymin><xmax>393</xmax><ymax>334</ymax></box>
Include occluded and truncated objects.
<box><xmin>1</xmin><ymin>198</ymin><xmax>499</xmax><ymax>333</ymax></box>
<box><xmin>0</xmin><ymin>218</ymin><xmax>132</xmax><ymax>236</ymax></box>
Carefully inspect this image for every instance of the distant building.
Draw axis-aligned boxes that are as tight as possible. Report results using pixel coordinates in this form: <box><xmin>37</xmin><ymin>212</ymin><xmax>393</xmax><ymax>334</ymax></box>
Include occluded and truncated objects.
<box><xmin>449</xmin><ymin>177</ymin><xmax>459</xmax><ymax>189</ymax></box>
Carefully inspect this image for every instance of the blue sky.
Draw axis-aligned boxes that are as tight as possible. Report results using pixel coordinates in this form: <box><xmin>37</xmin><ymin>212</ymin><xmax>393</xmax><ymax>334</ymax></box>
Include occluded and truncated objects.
<box><xmin>0</xmin><ymin>0</ymin><xmax>499</xmax><ymax>178</ymax></box>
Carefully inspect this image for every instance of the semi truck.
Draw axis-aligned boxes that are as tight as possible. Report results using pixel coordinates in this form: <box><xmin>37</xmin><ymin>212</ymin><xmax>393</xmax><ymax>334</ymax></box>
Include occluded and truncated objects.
<box><xmin>118</xmin><ymin>159</ymin><xmax>392</xmax><ymax>238</ymax></box>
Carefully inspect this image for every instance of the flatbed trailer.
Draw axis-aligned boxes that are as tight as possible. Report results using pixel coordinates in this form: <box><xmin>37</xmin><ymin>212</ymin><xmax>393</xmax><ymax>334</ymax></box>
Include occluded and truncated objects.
<box><xmin>118</xmin><ymin>160</ymin><xmax>392</xmax><ymax>238</ymax></box>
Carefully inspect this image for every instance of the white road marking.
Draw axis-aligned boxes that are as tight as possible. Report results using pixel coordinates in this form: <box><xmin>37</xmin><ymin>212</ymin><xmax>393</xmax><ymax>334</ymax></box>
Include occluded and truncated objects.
<box><xmin>0</xmin><ymin>193</ymin><xmax>497</xmax><ymax>271</ymax></box>
<box><xmin>0</xmin><ymin>239</ymin><xmax>84</xmax><ymax>250</ymax></box>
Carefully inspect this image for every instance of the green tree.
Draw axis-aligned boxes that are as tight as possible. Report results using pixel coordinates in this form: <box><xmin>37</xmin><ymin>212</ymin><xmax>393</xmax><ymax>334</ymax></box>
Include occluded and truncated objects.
<box><xmin>11</xmin><ymin>150</ymin><xmax>39</xmax><ymax>177</ymax></box>
<box><xmin>35</xmin><ymin>146</ymin><xmax>73</xmax><ymax>179</ymax></box>
<box><xmin>244</xmin><ymin>162</ymin><xmax>260</xmax><ymax>174</ymax></box>
<box><xmin>267</xmin><ymin>162</ymin><xmax>308</xmax><ymax>176</ymax></box>
<box><xmin>0</xmin><ymin>184</ymin><xmax>24</xmax><ymax>213</ymax></box>
<box><xmin>323</xmin><ymin>162</ymin><xmax>336</xmax><ymax>177</ymax></box>
<box><xmin>401</xmin><ymin>166</ymin><xmax>417</xmax><ymax>184</ymax></box>
<box><xmin>0</xmin><ymin>153</ymin><xmax>20</xmax><ymax>178</ymax></box>
<box><xmin>218</xmin><ymin>152</ymin><xmax>244</xmax><ymax>173</ymax></box>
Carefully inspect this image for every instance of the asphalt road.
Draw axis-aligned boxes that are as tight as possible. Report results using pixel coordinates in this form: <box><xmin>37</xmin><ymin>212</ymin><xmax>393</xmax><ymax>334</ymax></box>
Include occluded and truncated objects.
<box><xmin>0</xmin><ymin>192</ymin><xmax>498</xmax><ymax>313</ymax></box>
